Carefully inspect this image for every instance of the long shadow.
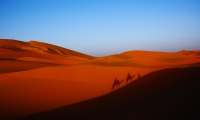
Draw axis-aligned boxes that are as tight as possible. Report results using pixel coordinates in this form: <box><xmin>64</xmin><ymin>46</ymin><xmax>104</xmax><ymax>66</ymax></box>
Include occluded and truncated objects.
<box><xmin>19</xmin><ymin>66</ymin><xmax>200</xmax><ymax>120</ymax></box>
<box><xmin>111</xmin><ymin>78</ymin><xmax>124</xmax><ymax>91</ymax></box>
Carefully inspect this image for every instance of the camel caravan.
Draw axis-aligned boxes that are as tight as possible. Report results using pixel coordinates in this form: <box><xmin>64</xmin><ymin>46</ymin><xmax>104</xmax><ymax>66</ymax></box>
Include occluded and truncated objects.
<box><xmin>111</xmin><ymin>73</ymin><xmax>140</xmax><ymax>91</ymax></box>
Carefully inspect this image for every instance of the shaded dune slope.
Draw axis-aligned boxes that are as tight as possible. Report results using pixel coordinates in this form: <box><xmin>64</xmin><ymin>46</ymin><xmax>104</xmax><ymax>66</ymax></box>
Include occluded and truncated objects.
<box><xmin>21</xmin><ymin>66</ymin><xmax>200</xmax><ymax>120</ymax></box>
<box><xmin>0</xmin><ymin>58</ymin><xmax>58</xmax><ymax>75</ymax></box>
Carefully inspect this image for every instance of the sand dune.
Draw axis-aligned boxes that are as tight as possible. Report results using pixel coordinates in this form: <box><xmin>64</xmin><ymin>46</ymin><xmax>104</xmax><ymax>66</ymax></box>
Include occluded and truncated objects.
<box><xmin>90</xmin><ymin>50</ymin><xmax>200</xmax><ymax>67</ymax></box>
<box><xmin>17</xmin><ymin>56</ymin><xmax>90</xmax><ymax>65</ymax></box>
<box><xmin>27</xmin><ymin>40</ymin><xmax>95</xmax><ymax>59</ymax></box>
<box><xmin>20</xmin><ymin>66</ymin><xmax>200</xmax><ymax>120</ymax></box>
<box><xmin>0</xmin><ymin>39</ymin><xmax>200</xmax><ymax>119</ymax></box>
<box><xmin>0</xmin><ymin>39</ymin><xmax>95</xmax><ymax>60</ymax></box>
<box><xmin>0</xmin><ymin>77</ymin><xmax>110</xmax><ymax>119</ymax></box>
<box><xmin>0</xmin><ymin>58</ymin><xmax>58</xmax><ymax>75</ymax></box>
<box><xmin>0</xmin><ymin>64</ymin><xmax>157</xmax><ymax>119</ymax></box>
<box><xmin>0</xmin><ymin>65</ymin><xmax>156</xmax><ymax>84</ymax></box>
<box><xmin>0</xmin><ymin>39</ymin><xmax>94</xmax><ymax>73</ymax></box>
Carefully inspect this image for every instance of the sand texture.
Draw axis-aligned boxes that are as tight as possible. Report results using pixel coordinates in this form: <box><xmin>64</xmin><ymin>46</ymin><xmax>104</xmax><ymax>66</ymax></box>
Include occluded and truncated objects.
<box><xmin>0</xmin><ymin>39</ymin><xmax>200</xmax><ymax>119</ymax></box>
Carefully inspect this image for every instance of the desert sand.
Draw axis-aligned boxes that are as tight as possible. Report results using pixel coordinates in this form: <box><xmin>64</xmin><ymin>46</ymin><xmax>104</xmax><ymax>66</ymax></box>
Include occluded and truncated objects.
<box><xmin>21</xmin><ymin>66</ymin><xmax>200</xmax><ymax>120</ymax></box>
<box><xmin>0</xmin><ymin>39</ymin><xmax>200</xmax><ymax>119</ymax></box>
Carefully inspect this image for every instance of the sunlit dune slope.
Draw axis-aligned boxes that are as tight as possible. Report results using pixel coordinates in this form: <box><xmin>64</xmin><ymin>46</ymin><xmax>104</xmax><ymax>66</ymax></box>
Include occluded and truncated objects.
<box><xmin>0</xmin><ymin>62</ymin><xmax>162</xmax><ymax>119</ymax></box>
<box><xmin>28</xmin><ymin>40</ymin><xmax>95</xmax><ymax>59</ymax></box>
<box><xmin>90</xmin><ymin>50</ymin><xmax>200</xmax><ymax>67</ymax></box>
<box><xmin>21</xmin><ymin>66</ymin><xmax>200</xmax><ymax>120</ymax></box>
<box><xmin>0</xmin><ymin>39</ymin><xmax>95</xmax><ymax>60</ymax></box>
<box><xmin>0</xmin><ymin>39</ymin><xmax>95</xmax><ymax>74</ymax></box>
<box><xmin>1</xmin><ymin>39</ymin><xmax>199</xmax><ymax>67</ymax></box>
<box><xmin>0</xmin><ymin>65</ymin><xmax>156</xmax><ymax>84</ymax></box>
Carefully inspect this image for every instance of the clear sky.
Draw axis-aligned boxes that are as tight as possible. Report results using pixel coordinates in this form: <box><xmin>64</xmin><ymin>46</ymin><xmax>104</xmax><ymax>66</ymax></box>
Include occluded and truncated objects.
<box><xmin>0</xmin><ymin>0</ymin><xmax>200</xmax><ymax>56</ymax></box>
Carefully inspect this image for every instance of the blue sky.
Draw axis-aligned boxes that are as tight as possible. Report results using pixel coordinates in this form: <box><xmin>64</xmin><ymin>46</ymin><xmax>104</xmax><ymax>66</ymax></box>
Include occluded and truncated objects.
<box><xmin>0</xmin><ymin>0</ymin><xmax>200</xmax><ymax>56</ymax></box>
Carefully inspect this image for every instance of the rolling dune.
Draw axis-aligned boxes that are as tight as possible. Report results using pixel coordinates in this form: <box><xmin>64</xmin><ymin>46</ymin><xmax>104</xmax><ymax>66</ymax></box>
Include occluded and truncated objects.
<box><xmin>0</xmin><ymin>39</ymin><xmax>200</xmax><ymax>119</ymax></box>
<box><xmin>0</xmin><ymin>39</ymin><xmax>95</xmax><ymax>60</ymax></box>
<box><xmin>20</xmin><ymin>66</ymin><xmax>200</xmax><ymax>120</ymax></box>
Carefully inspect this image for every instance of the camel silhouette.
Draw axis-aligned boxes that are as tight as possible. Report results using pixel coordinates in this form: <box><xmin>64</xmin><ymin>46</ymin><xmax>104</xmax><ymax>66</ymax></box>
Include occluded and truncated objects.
<box><xmin>111</xmin><ymin>78</ymin><xmax>124</xmax><ymax>91</ymax></box>
<box><xmin>126</xmin><ymin>73</ymin><xmax>135</xmax><ymax>84</ymax></box>
<box><xmin>138</xmin><ymin>73</ymin><xmax>140</xmax><ymax>79</ymax></box>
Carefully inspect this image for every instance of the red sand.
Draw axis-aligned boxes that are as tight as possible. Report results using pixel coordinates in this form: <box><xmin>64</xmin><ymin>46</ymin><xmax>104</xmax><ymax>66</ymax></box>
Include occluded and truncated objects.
<box><xmin>0</xmin><ymin>39</ymin><xmax>200</xmax><ymax>119</ymax></box>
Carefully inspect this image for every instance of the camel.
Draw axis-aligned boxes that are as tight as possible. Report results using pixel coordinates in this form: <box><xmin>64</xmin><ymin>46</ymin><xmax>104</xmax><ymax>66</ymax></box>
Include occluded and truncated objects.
<box><xmin>126</xmin><ymin>73</ymin><xmax>135</xmax><ymax>84</ymax></box>
<box><xmin>111</xmin><ymin>78</ymin><xmax>124</xmax><ymax>91</ymax></box>
<box><xmin>138</xmin><ymin>73</ymin><xmax>140</xmax><ymax>79</ymax></box>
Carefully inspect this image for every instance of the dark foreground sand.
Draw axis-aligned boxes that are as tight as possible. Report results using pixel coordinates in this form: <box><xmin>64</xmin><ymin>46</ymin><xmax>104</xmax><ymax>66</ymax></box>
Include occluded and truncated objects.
<box><xmin>20</xmin><ymin>65</ymin><xmax>200</xmax><ymax>120</ymax></box>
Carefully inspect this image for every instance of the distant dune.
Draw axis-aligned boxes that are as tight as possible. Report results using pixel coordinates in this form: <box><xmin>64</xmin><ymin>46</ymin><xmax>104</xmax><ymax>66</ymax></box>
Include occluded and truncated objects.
<box><xmin>90</xmin><ymin>50</ymin><xmax>200</xmax><ymax>67</ymax></box>
<box><xmin>0</xmin><ymin>39</ymin><xmax>200</xmax><ymax>119</ymax></box>
<box><xmin>0</xmin><ymin>39</ymin><xmax>95</xmax><ymax>74</ymax></box>
<box><xmin>0</xmin><ymin>39</ymin><xmax>95</xmax><ymax>60</ymax></box>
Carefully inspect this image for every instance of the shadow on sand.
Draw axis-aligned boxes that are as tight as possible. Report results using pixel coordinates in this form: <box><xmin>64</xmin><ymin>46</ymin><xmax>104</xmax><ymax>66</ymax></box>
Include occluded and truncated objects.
<box><xmin>20</xmin><ymin>66</ymin><xmax>200</xmax><ymax>120</ymax></box>
<box><xmin>126</xmin><ymin>73</ymin><xmax>135</xmax><ymax>84</ymax></box>
<box><xmin>111</xmin><ymin>78</ymin><xmax>124</xmax><ymax>91</ymax></box>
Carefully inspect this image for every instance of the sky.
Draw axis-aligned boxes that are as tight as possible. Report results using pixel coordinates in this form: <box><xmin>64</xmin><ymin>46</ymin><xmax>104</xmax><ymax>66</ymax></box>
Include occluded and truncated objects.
<box><xmin>0</xmin><ymin>0</ymin><xmax>200</xmax><ymax>56</ymax></box>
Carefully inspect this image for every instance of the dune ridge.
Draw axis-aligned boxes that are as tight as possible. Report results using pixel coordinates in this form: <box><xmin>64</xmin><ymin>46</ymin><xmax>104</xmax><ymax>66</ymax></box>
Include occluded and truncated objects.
<box><xmin>0</xmin><ymin>39</ymin><xmax>95</xmax><ymax>60</ymax></box>
<box><xmin>90</xmin><ymin>50</ymin><xmax>200</xmax><ymax>67</ymax></box>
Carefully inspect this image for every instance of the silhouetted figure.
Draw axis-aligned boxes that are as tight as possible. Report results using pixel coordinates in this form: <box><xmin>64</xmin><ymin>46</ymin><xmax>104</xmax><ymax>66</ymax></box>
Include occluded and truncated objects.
<box><xmin>111</xmin><ymin>78</ymin><xmax>124</xmax><ymax>91</ymax></box>
<box><xmin>138</xmin><ymin>73</ymin><xmax>140</xmax><ymax>79</ymax></box>
<box><xmin>126</xmin><ymin>73</ymin><xmax>135</xmax><ymax>84</ymax></box>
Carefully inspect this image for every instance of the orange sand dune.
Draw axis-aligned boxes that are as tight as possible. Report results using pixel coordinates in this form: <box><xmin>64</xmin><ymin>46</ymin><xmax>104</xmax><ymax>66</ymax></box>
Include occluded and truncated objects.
<box><xmin>0</xmin><ymin>64</ymin><xmax>161</xmax><ymax>119</ymax></box>
<box><xmin>0</xmin><ymin>39</ymin><xmax>94</xmax><ymax>73</ymax></box>
<box><xmin>0</xmin><ymin>77</ymin><xmax>109</xmax><ymax>119</ymax></box>
<box><xmin>0</xmin><ymin>39</ymin><xmax>95</xmax><ymax>60</ymax></box>
<box><xmin>0</xmin><ymin>39</ymin><xmax>200</xmax><ymax>119</ymax></box>
<box><xmin>0</xmin><ymin>58</ymin><xmax>57</xmax><ymax>75</ymax></box>
<box><xmin>17</xmin><ymin>56</ymin><xmax>90</xmax><ymax>65</ymax></box>
<box><xmin>20</xmin><ymin>66</ymin><xmax>200</xmax><ymax>120</ymax></box>
<box><xmin>0</xmin><ymin>63</ymin><xmax>198</xmax><ymax>119</ymax></box>
<box><xmin>90</xmin><ymin>50</ymin><xmax>200</xmax><ymax>67</ymax></box>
